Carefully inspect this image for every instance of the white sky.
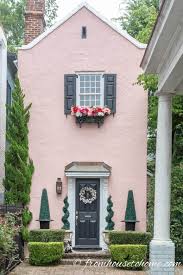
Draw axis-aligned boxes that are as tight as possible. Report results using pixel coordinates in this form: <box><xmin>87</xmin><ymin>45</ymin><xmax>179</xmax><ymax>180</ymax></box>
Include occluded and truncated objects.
<box><xmin>56</xmin><ymin>0</ymin><xmax>126</xmax><ymax>21</ymax></box>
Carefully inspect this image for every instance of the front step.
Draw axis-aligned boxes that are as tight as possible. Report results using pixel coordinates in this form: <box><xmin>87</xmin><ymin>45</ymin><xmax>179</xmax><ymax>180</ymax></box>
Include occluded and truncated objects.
<box><xmin>64</xmin><ymin>251</ymin><xmax>110</xmax><ymax>259</ymax></box>
<box><xmin>61</xmin><ymin>250</ymin><xmax>111</xmax><ymax>265</ymax></box>
<box><xmin>61</xmin><ymin>258</ymin><xmax>111</xmax><ymax>266</ymax></box>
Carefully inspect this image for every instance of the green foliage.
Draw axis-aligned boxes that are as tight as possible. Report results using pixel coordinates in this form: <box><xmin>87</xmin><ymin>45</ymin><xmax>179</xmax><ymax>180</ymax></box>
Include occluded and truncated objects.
<box><xmin>120</xmin><ymin>0</ymin><xmax>183</xmax><ymax>264</ymax></box>
<box><xmin>136</xmin><ymin>73</ymin><xmax>159</xmax><ymax>157</ymax></box>
<box><xmin>28</xmin><ymin>242</ymin><xmax>64</xmax><ymax>266</ymax></box>
<box><xmin>0</xmin><ymin>214</ymin><xmax>20</xmax><ymax>272</ymax></box>
<box><xmin>21</xmin><ymin>226</ymin><xmax>29</xmax><ymax>242</ymax></box>
<box><xmin>148</xmin><ymin>165</ymin><xmax>183</xmax><ymax>262</ymax></box>
<box><xmin>125</xmin><ymin>190</ymin><xmax>137</xmax><ymax>221</ymax></box>
<box><xmin>115</xmin><ymin>0</ymin><xmax>158</xmax><ymax>43</ymax></box>
<box><xmin>105</xmin><ymin>195</ymin><xmax>115</xmax><ymax>230</ymax></box>
<box><xmin>171</xmin><ymin>165</ymin><xmax>183</xmax><ymax>262</ymax></box>
<box><xmin>110</xmin><ymin>244</ymin><xmax>147</xmax><ymax>270</ymax></box>
<box><xmin>22</xmin><ymin>208</ymin><xmax>32</xmax><ymax>226</ymax></box>
<box><xmin>0</xmin><ymin>0</ymin><xmax>25</xmax><ymax>50</ymax></box>
<box><xmin>0</xmin><ymin>0</ymin><xmax>58</xmax><ymax>51</ymax></box>
<box><xmin>39</xmin><ymin>189</ymin><xmax>50</xmax><ymax>221</ymax></box>
<box><xmin>45</xmin><ymin>0</ymin><xmax>58</xmax><ymax>28</ymax></box>
<box><xmin>61</xmin><ymin>196</ymin><xmax>70</xmax><ymax>230</ymax></box>
<box><xmin>109</xmin><ymin>231</ymin><xmax>152</xmax><ymax>245</ymax></box>
<box><xmin>29</xmin><ymin>230</ymin><xmax>65</xmax><ymax>242</ymax></box>
<box><xmin>140</xmin><ymin>74</ymin><xmax>183</xmax><ymax>264</ymax></box>
<box><xmin>3</xmin><ymin>77</ymin><xmax>34</xmax><ymax>206</ymax></box>
<box><xmin>136</xmin><ymin>74</ymin><xmax>158</xmax><ymax>94</ymax></box>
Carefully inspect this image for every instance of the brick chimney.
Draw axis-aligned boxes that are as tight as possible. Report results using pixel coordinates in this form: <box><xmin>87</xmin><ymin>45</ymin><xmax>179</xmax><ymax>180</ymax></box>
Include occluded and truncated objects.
<box><xmin>24</xmin><ymin>0</ymin><xmax>45</xmax><ymax>44</ymax></box>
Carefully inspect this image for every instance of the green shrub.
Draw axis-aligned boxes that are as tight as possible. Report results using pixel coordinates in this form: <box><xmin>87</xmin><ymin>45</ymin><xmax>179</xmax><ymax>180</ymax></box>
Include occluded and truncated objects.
<box><xmin>28</xmin><ymin>242</ymin><xmax>64</xmax><ymax>265</ymax></box>
<box><xmin>21</xmin><ymin>226</ymin><xmax>29</xmax><ymax>242</ymax></box>
<box><xmin>109</xmin><ymin>231</ymin><xmax>152</xmax><ymax>245</ymax></box>
<box><xmin>110</xmin><ymin>244</ymin><xmax>147</xmax><ymax>270</ymax></box>
<box><xmin>22</xmin><ymin>208</ymin><xmax>32</xmax><ymax>226</ymax></box>
<box><xmin>29</xmin><ymin>230</ymin><xmax>65</xmax><ymax>242</ymax></box>
<box><xmin>0</xmin><ymin>214</ymin><xmax>20</xmax><ymax>273</ymax></box>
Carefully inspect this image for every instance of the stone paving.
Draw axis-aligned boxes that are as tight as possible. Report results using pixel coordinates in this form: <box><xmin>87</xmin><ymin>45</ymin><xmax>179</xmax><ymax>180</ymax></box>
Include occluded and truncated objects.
<box><xmin>10</xmin><ymin>262</ymin><xmax>183</xmax><ymax>275</ymax></box>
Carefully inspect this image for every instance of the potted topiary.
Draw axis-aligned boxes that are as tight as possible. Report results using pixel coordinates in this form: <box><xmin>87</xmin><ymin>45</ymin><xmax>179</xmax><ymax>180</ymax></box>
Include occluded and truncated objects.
<box><xmin>103</xmin><ymin>195</ymin><xmax>115</xmax><ymax>248</ymax></box>
<box><xmin>39</xmin><ymin>189</ymin><xmax>51</xmax><ymax>229</ymax></box>
<box><xmin>122</xmin><ymin>190</ymin><xmax>139</xmax><ymax>231</ymax></box>
<box><xmin>62</xmin><ymin>196</ymin><xmax>72</xmax><ymax>252</ymax></box>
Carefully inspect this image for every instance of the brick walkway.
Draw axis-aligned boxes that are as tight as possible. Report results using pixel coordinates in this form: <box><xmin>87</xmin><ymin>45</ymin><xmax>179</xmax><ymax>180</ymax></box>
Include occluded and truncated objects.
<box><xmin>10</xmin><ymin>262</ymin><xmax>183</xmax><ymax>275</ymax></box>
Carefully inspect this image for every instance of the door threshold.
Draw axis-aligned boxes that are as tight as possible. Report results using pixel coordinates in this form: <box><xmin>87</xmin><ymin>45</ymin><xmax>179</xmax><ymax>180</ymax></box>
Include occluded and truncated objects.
<box><xmin>74</xmin><ymin>245</ymin><xmax>102</xmax><ymax>250</ymax></box>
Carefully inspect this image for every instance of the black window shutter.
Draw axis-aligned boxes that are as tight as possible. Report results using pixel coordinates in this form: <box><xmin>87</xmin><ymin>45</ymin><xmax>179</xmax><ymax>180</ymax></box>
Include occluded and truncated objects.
<box><xmin>64</xmin><ymin>74</ymin><xmax>77</xmax><ymax>114</ymax></box>
<box><xmin>104</xmin><ymin>74</ymin><xmax>116</xmax><ymax>113</ymax></box>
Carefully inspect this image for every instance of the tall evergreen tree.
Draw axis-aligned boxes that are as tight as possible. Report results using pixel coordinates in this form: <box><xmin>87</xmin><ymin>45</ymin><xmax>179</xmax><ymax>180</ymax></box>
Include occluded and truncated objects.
<box><xmin>3</xmin><ymin>77</ymin><xmax>34</xmax><ymax>206</ymax></box>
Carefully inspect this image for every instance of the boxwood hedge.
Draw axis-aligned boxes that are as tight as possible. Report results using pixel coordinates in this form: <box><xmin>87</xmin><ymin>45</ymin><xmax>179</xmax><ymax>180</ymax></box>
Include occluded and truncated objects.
<box><xmin>29</xmin><ymin>229</ymin><xmax>65</xmax><ymax>242</ymax></box>
<box><xmin>109</xmin><ymin>231</ymin><xmax>152</xmax><ymax>245</ymax></box>
<box><xmin>110</xmin><ymin>244</ymin><xmax>147</xmax><ymax>270</ymax></box>
<box><xmin>28</xmin><ymin>242</ymin><xmax>64</xmax><ymax>265</ymax></box>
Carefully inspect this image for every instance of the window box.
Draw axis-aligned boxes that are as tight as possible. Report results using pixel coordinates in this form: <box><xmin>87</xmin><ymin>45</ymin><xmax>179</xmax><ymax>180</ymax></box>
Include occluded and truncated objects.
<box><xmin>71</xmin><ymin>106</ymin><xmax>111</xmax><ymax>128</ymax></box>
<box><xmin>76</xmin><ymin>115</ymin><xmax>105</xmax><ymax>128</ymax></box>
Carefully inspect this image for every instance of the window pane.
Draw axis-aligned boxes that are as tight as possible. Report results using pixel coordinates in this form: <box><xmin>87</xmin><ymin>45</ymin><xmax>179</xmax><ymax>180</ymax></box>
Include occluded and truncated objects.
<box><xmin>96</xmin><ymin>82</ymin><xmax>100</xmax><ymax>87</ymax></box>
<box><xmin>78</xmin><ymin>74</ymin><xmax>103</xmax><ymax>107</ymax></box>
<box><xmin>85</xmin><ymin>88</ymin><xmax>90</xmax><ymax>93</ymax></box>
<box><xmin>85</xmin><ymin>95</ymin><xmax>90</xmax><ymax>100</ymax></box>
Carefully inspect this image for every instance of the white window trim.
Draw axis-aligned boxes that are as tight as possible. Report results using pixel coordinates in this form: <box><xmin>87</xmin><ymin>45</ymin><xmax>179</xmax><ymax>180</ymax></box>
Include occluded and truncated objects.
<box><xmin>76</xmin><ymin>72</ymin><xmax>104</xmax><ymax>107</ymax></box>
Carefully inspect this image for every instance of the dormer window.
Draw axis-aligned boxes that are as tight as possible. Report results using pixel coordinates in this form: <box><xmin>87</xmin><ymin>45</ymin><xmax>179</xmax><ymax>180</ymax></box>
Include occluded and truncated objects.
<box><xmin>76</xmin><ymin>73</ymin><xmax>104</xmax><ymax>107</ymax></box>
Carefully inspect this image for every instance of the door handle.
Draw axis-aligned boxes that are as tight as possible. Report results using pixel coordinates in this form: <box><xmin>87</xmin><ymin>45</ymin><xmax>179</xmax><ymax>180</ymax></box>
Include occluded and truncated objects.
<box><xmin>76</xmin><ymin>214</ymin><xmax>78</xmax><ymax>226</ymax></box>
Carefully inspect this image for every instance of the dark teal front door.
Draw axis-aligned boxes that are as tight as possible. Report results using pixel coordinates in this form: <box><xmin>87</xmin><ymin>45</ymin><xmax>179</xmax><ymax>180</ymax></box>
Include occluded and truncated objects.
<box><xmin>75</xmin><ymin>179</ymin><xmax>100</xmax><ymax>248</ymax></box>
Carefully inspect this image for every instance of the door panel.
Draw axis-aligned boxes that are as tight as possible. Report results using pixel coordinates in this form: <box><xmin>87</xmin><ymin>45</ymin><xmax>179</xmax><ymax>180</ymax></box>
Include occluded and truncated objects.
<box><xmin>75</xmin><ymin>179</ymin><xmax>100</xmax><ymax>247</ymax></box>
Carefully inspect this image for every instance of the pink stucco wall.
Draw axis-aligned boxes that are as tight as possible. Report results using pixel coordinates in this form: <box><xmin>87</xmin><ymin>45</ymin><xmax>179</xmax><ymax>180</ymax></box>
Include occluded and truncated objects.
<box><xmin>18</xmin><ymin>7</ymin><xmax>147</xmax><ymax>231</ymax></box>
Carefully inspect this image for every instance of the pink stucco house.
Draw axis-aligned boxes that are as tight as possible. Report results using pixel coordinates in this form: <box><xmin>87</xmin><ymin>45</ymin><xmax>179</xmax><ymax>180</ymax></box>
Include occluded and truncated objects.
<box><xmin>18</xmin><ymin>1</ymin><xmax>147</xmax><ymax>249</ymax></box>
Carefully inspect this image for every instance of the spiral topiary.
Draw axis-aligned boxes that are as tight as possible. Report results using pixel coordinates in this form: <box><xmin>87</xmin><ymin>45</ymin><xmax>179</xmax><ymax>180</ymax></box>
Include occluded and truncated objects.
<box><xmin>62</xmin><ymin>196</ymin><xmax>70</xmax><ymax>230</ymax></box>
<box><xmin>105</xmin><ymin>195</ymin><xmax>115</xmax><ymax>230</ymax></box>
